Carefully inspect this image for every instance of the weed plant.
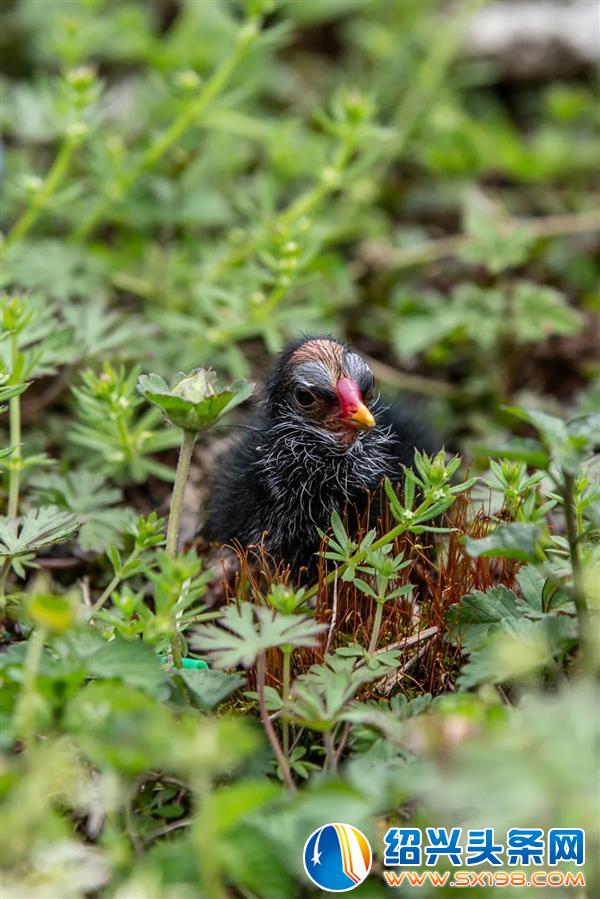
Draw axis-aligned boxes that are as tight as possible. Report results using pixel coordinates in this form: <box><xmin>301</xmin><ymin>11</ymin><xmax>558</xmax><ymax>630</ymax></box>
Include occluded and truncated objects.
<box><xmin>1</xmin><ymin>1</ymin><xmax>598</xmax><ymax>897</ymax></box>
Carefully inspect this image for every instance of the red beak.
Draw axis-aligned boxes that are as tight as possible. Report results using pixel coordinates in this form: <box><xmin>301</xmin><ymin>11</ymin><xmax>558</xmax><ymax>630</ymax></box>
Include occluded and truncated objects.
<box><xmin>336</xmin><ymin>377</ymin><xmax>375</xmax><ymax>430</ymax></box>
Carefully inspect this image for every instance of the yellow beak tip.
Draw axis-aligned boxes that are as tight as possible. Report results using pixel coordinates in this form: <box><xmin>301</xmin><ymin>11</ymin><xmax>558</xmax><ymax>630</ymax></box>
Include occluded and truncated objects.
<box><xmin>350</xmin><ymin>405</ymin><xmax>376</xmax><ymax>430</ymax></box>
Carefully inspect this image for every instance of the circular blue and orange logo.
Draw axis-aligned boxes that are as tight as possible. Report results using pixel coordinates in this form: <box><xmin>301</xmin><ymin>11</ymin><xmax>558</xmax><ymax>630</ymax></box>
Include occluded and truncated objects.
<box><xmin>303</xmin><ymin>823</ymin><xmax>372</xmax><ymax>892</ymax></box>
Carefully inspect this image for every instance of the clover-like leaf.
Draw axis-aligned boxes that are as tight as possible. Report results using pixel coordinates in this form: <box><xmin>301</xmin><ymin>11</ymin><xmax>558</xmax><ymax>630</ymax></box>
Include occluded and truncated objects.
<box><xmin>192</xmin><ymin>602</ymin><xmax>326</xmax><ymax>669</ymax></box>
<box><xmin>137</xmin><ymin>368</ymin><xmax>254</xmax><ymax>432</ymax></box>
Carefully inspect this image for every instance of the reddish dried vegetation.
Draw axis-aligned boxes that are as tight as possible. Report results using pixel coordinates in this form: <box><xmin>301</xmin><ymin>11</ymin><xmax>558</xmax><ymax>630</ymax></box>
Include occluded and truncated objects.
<box><xmin>215</xmin><ymin>486</ymin><xmax>520</xmax><ymax>699</ymax></box>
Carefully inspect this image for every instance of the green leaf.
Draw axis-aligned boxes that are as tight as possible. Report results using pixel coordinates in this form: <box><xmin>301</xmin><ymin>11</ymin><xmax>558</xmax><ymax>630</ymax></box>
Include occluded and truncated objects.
<box><xmin>463</xmin><ymin>523</ymin><xmax>541</xmax><ymax>562</ymax></box>
<box><xmin>384</xmin><ymin>476</ymin><xmax>406</xmax><ymax>523</ymax></box>
<box><xmin>137</xmin><ymin>368</ymin><xmax>254</xmax><ymax>432</ymax></box>
<box><xmin>283</xmin><ymin>652</ymin><xmax>392</xmax><ymax>730</ymax></box>
<box><xmin>510</xmin><ymin>282</ymin><xmax>581</xmax><ymax>341</ymax></box>
<box><xmin>353</xmin><ymin>578</ymin><xmax>378</xmax><ymax>598</ymax></box>
<box><xmin>213</xmin><ymin>780</ymin><xmax>281</xmax><ymax>833</ymax></box>
<box><xmin>447</xmin><ymin>585</ymin><xmax>522</xmax><ymax>651</ymax></box>
<box><xmin>505</xmin><ymin>407</ymin><xmax>597</xmax><ymax>474</ymax></box>
<box><xmin>457</xmin><ymin>618</ymin><xmax>575</xmax><ymax>689</ymax></box>
<box><xmin>0</xmin><ymin>381</ymin><xmax>30</xmax><ymax>402</ymax></box>
<box><xmin>0</xmin><ymin>506</ymin><xmax>79</xmax><ymax>560</ymax></box>
<box><xmin>87</xmin><ymin>639</ymin><xmax>168</xmax><ymax>698</ymax></box>
<box><xmin>504</xmin><ymin>407</ymin><xmax>570</xmax><ymax>447</ymax></box>
<box><xmin>568</xmin><ymin>412</ymin><xmax>600</xmax><ymax>446</ymax></box>
<box><xmin>63</xmin><ymin>683</ymin><xmax>178</xmax><ymax>776</ymax></box>
<box><xmin>330</xmin><ymin>511</ymin><xmax>350</xmax><ymax>551</ymax></box>
<box><xmin>220</xmin><ymin>823</ymin><xmax>294</xmax><ymax>899</ymax></box>
<box><xmin>460</xmin><ymin>192</ymin><xmax>535</xmax><ymax>273</ymax></box>
<box><xmin>192</xmin><ymin>603</ymin><xmax>326</xmax><ymax>669</ymax></box>
<box><xmin>30</xmin><ymin>469</ymin><xmax>133</xmax><ymax>552</ymax></box>
<box><xmin>515</xmin><ymin>565</ymin><xmax>546</xmax><ymax>613</ymax></box>
<box><xmin>175</xmin><ymin>668</ymin><xmax>245</xmax><ymax>710</ymax></box>
<box><xmin>473</xmin><ymin>438</ymin><xmax>550</xmax><ymax>469</ymax></box>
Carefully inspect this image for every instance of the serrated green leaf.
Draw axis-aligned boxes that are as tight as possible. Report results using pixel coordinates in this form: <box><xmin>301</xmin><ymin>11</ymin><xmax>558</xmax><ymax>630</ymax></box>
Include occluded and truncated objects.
<box><xmin>30</xmin><ymin>469</ymin><xmax>133</xmax><ymax>552</ymax></box>
<box><xmin>176</xmin><ymin>668</ymin><xmax>245</xmax><ymax>710</ymax></box>
<box><xmin>457</xmin><ymin>617</ymin><xmax>575</xmax><ymax>689</ymax></box>
<box><xmin>63</xmin><ymin>683</ymin><xmax>177</xmax><ymax>776</ymax></box>
<box><xmin>87</xmin><ymin>639</ymin><xmax>168</xmax><ymax>698</ymax></box>
<box><xmin>463</xmin><ymin>523</ymin><xmax>541</xmax><ymax>562</ymax></box>
<box><xmin>447</xmin><ymin>585</ymin><xmax>521</xmax><ymax>651</ymax></box>
<box><xmin>0</xmin><ymin>507</ymin><xmax>79</xmax><ymax>559</ymax></box>
<box><xmin>192</xmin><ymin>602</ymin><xmax>326</xmax><ymax>669</ymax></box>
<box><xmin>283</xmin><ymin>653</ymin><xmax>391</xmax><ymax>729</ymax></box>
<box><xmin>515</xmin><ymin>565</ymin><xmax>545</xmax><ymax>613</ymax></box>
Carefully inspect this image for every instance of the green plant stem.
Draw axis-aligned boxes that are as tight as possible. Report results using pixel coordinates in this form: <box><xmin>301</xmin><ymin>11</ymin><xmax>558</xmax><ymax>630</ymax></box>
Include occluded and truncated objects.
<box><xmin>90</xmin><ymin>546</ymin><xmax>141</xmax><ymax>615</ymax></box>
<box><xmin>166</xmin><ymin>429</ymin><xmax>196</xmax><ymax>668</ymax></box>
<box><xmin>363</xmin><ymin>355</ymin><xmax>453</xmax><ymax>398</ymax></box>
<box><xmin>281</xmin><ymin>649</ymin><xmax>291</xmax><ymax>757</ymax></box>
<box><xmin>170</xmin><ymin>623</ymin><xmax>183</xmax><ymax>670</ymax></box>
<box><xmin>14</xmin><ymin>625</ymin><xmax>46</xmax><ymax>750</ymax></box>
<box><xmin>280</xmin><ymin>137</ymin><xmax>355</xmax><ymax>229</ymax></box>
<box><xmin>304</xmin><ymin>482</ymin><xmax>451</xmax><ymax>604</ymax></box>
<box><xmin>256</xmin><ymin>651</ymin><xmax>296</xmax><ymax>791</ymax></box>
<box><xmin>116</xmin><ymin>412</ymin><xmax>134</xmax><ymax>466</ymax></box>
<box><xmin>304</xmin><ymin>511</ymin><xmax>422</xmax><ymax>604</ymax></box>
<box><xmin>6</xmin><ymin>135</ymin><xmax>79</xmax><ymax>247</ymax></box>
<box><xmin>0</xmin><ymin>559</ymin><xmax>11</xmax><ymax>605</ymax></box>
<box><xmin>563</xmin><ymin>472</ymin><xmax>596</xmax><ymax>675</ymax></box>
<box><xmin>365</xmin><ymin>209</ymin><xmax>600</xmax><ymax>275</ymax></box>
<box><xmin>193</xmin><ymin>777</ymin><xmax>223</xmax><ymax>899</ymax></box>
<box><xmin>204</xmin><ymin>133</ymin><xmax>355</xmax><ymax>287</ymax></box>
<box><xmin>166</xmin><ymin>430</ymin><xmax>196</xmax><ymax>557</ymax></box>
<box><xmin>73</xmin><ymin>23</ymin><xmax>256</xmax><ymax>242</ymax></box>
<box><xmin>203</xmin><ymin>1</ymin><xmax>481</xmax><ymax>288</ymax></box>
<box><xmin>124</xmin><ymin>785</ymin><xmax>143</xmax><ymax>857</ymax></box>
<box><xmin>368</xmin><ymin>601</ymin><xmax>384</xmax><ymax>656</ymax></box>
<box><xmin>387</xmin><ymin>0</ymin><xmax>489</xmax><ymax>160</ymax></box>
<box><xmin>8</xmin><ymin>333</ymin><xmax>22</xmax><ymax>519</ymax></box>
<box><xmin>323</xmin><ymin>730</ymin><xmax>336</xmax><ymax>772</ymax></box>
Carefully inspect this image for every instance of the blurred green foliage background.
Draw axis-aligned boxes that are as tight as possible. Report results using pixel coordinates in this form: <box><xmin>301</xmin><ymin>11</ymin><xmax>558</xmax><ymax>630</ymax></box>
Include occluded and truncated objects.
<box><xmin>1</xmin><ymin>1</ymin><xmax>599</xmax><ymax>897</ymax></box>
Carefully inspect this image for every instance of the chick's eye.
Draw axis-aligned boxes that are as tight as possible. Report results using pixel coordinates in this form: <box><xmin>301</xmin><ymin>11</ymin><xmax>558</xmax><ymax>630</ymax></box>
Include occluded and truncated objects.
<box><xmin>294</xmin><ymin>387</ymin><xmax>316</xmax><ymax>408</ymax></box>
<box><xmin>362</xmin><ymin>373</ymin><xmax>375</xmax><ymax>400</ymax></box>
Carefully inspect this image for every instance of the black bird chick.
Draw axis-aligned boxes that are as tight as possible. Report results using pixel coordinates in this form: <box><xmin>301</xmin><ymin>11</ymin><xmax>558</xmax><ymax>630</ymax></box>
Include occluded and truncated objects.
<box><xmin>203</xmin><ymin>336</ymin><xmax>437</xmax><ymax>572</ymax></box>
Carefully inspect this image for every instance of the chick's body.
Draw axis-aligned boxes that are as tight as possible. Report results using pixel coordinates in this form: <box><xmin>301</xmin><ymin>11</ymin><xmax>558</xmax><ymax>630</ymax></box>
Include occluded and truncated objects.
<box><xmin>203</xmin><ymin>337</ymin><xmax>437</xmax><ymax>571</ymax></box>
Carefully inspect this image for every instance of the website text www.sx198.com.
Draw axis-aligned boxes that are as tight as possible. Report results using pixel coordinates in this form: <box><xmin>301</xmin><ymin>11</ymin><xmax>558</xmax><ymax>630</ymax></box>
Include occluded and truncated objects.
<box><xmin>383</xmin><ymin>870</ymin><xmax>586</xmax><ymax>888</ymax></box>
